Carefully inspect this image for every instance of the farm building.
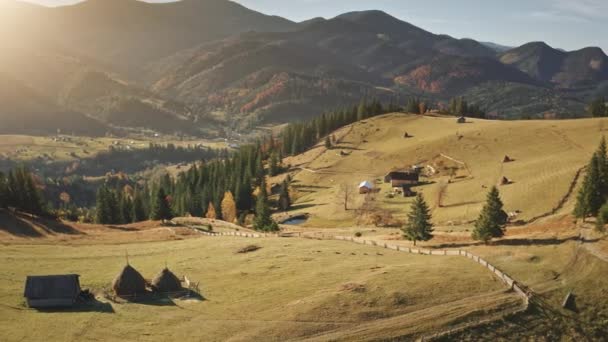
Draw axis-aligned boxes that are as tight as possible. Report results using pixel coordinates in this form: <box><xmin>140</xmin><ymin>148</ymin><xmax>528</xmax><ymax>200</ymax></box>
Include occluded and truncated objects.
<box><xmin>384</xmin><ymin>171</ymin><xmax>419</xmax><ymax>187</ymax></box>
<box><xmin>359</xmin><ymin>181</ymin><xmax>373</xmax><ymax>194</ymax></box>
<box><xmin>24</xmin><ymin>274</ymin><xmax>81</xmax><ymax>308</ymax></box>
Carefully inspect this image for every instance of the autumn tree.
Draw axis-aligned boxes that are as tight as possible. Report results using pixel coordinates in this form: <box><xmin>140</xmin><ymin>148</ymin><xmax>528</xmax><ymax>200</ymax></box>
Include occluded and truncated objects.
<box><xmin>205</xmin><ymin>202</ymin><xmax>217</xmax><ymax>219</ymax></box>
<box><xmin>221</xmin><ymin>191</ymin><xmax>237</xmax><ymax>223</ymax></box>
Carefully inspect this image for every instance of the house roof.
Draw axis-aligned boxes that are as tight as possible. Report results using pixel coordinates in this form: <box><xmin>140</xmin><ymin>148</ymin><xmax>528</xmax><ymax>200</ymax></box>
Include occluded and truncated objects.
<box><xmin>359</xmin><ymin>181</ymin><xmax>373</xmax><ymax>189</ymax></box>
<box><xmin>386</xmin><ymin>171</ymin><xmax>419</xmax><ymax>181</ymax></box>
<box><xmin>24</xmin><ymin>274</ymin><xmax>81</xmax><ymax>299</ymax></box>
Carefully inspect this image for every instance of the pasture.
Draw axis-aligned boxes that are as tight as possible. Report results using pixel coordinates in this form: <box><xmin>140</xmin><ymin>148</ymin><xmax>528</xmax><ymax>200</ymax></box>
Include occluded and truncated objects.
<box><xmin>286</xmin><ymin>114</ymin><xmax>608</xmax><ymax>227</ymax></box>
<box><xmin>0</xmin><ymin>234</ymin><xmax>518</xmax><ymax>341</ymax></box>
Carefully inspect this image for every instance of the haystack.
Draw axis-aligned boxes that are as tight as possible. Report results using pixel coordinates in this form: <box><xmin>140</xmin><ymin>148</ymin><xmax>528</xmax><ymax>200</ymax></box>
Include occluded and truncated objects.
<box><xmin>151</xmin><ymin>268</ymin><xmax>182</xmax><ymax>293</ymax></box>
<box><xmin>503</xmin><ymin>155</ymin><xmax>514</xmax><ymax>163</ymax></box>
<box><xmin>500</xmin><ymin>177</ymin><xmax>511</xmax><ymax>185</ymax></box>
<box><xmin>112</xmin><ymin>264</ymin><xmax>147</xmax><ymax>298</ymax></box>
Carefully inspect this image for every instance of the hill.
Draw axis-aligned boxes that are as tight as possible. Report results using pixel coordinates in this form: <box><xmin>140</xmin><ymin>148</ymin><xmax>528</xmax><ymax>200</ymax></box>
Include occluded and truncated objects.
<box><xmin>500</xmin><ymin>42</ymin><xmax>608</xmax><ymax>90</ymax></box>
<box><xmin>284</xmin><ymin>113</ymin><xmax>607</xmax><ymax>227</ymax></box>
<box><xmin>0</xmin><ymin>73</ymin><xmax>107</xmax><ymax>135</ymax></box>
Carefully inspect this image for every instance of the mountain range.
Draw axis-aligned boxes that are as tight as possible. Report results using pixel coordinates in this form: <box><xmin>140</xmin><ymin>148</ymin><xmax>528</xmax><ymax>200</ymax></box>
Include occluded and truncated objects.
<box><xmin>1</xmin><ymin>0</ymin><xmax>607</xmax><ymax>135</ymax></box>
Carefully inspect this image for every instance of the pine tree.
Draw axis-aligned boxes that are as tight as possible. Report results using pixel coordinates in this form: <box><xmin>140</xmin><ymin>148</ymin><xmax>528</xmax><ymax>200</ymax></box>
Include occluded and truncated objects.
<box><xmin>269</xmin><ymin>152</ymin><xmax>279</xmax><ymax>176</ymax></box>
<box><xmin>95</xmin><ymin>186</ymin><xmax>111</xmax><ymax>224</ymax></box>
<box><xmin>150</xmin><ymin>187</ymin><xmax>173</xmax><ymax>221</ymax></box>
<box><xmin>278</xmin><ymin>179</ymin><xmax>291</xmax><ymax>212</ymax></box>
<box><xmin>402</xmin><ymin>194</ymin><xmax>433</xmax><ymax>246</ymax></box>
<box><xmin>596</xmin><ymin>202</ymin><xmax>608</xmax><ymax>233</ymax></box>
<box><xmin>472</xmin><ymin>186</ymin><xmax>507</xmax><ymax>244</ymax></box>
<box><xmin>0</xmin><ymin>172</ymin><xmax>7</xmax><ymax>209</ymax></box>
<box><xmin>589</xmin><ymin>97</ymin><xmax>607</xmax><ymax>117</ymax></box>
<box><xmin>324</xmin><ymin>135</ymin><xmax>332</xmax><ymax>149</ymax></box>
<box><xmin>253</xmin><ymin>178</ymin><xmax>278</xmax><ymax>232</ymax></box>
<box><xmin>357</xmin><ymin>99</ymin><xmax>367</xmax><ymax>121</ymax></box>
<box><xmin>596</xmin><ymin>137</ymin><xmax>608</xmax><ymax>197</ymax></box>
<box><xmin>132</xmin><ymin>191</ymin><xmax>147</xmax><ymax>222</ymax></box>
<box><xmin>221</xmin><ymin>191</ymin><xmax>237</xmax><ymax>223</ymax></box>
<box><xmin>575</xmin><ymin>153</ymin><xmax>604</xmax><ymax>219</ymax></box>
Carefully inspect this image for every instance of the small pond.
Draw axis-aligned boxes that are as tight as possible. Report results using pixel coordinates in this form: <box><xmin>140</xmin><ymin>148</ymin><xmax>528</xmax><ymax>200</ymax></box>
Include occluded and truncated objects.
<box><xmin>282</xmin><ymin>216</ymin><xmax>309</xmax><ymax>225</ymax></box>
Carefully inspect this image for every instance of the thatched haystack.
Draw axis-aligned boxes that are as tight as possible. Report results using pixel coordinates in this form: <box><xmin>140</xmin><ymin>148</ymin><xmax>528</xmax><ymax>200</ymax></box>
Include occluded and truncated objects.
<box><xmin>112</xmin><ymin>265</ymin><xmax>147</xmax><ymax>298</ymax></box>
<box><xmin>503</xmin><ymin>155</ymin><xmax>514</xmax><ymax>163</ymax></box>
<box><xmin>151</xmin><ymin>268</ymin><xmax>182</xmax><ymax>293</ymax></box>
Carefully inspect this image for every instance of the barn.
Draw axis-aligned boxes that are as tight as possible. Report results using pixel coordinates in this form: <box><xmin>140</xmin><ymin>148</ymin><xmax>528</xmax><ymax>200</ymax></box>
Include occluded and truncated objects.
<box><xmin>384</xmin><ymin>171</ymin><xmax>419</xmax><ymax>187</ymax></box>
<box><xmin>24</xmin><ymin>274</ymin><xmax>81</xmax><ymax>308</ymax></box>
<box><xmin>358</xmin><ymin>181</ymin><xmax>373</xmax><ymax>194</ymax></box>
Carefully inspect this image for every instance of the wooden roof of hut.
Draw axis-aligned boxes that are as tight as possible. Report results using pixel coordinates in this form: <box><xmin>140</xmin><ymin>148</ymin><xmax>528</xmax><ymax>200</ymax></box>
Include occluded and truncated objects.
<box><xmin>112</xmin><ymin>264</ymin><xmax>146</xmax><ymax>298</ymax></box>
<box><xmin>24</xmin><ymin>274</ymin><xmax>81</xmax><ymax>308</ymax></box>
<box><xmin>151</xmin><ymin>268</ymin><xmax>182</xmax><ymax>293</ymax></box>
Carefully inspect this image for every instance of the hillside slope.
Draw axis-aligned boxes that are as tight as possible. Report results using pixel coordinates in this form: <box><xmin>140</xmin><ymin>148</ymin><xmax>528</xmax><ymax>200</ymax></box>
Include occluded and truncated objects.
<box><xmin>286</xmin><ymin>114</ymin><xmax>607</xmax><ymax>226</ymax></box>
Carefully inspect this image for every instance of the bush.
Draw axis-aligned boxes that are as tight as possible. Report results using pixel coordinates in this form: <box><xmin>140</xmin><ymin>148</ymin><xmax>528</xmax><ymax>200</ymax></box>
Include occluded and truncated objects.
<box><xmin>355</xmin><ymin>232</ymin><xmax>362</xmax><ymax>237</ymax></box>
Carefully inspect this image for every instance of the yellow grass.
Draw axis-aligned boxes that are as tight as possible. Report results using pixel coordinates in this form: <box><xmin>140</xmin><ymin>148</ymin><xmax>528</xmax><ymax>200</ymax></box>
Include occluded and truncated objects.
<box><xmin>0</xmin><ymin>236</ymin><xmax>515</xmax><ymax>341</ymax></box>
<box><xmin>288</xmin><ymin>114</ymin><xmax>608</xmax><ymax>227</ymax></box>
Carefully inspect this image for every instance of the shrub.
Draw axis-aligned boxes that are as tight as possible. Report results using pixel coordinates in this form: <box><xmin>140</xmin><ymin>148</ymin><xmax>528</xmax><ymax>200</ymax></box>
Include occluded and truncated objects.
<box><xmin>355</xmin><ymin>232</ymin><xmax>362</xmax><ymax>237</ymax></box>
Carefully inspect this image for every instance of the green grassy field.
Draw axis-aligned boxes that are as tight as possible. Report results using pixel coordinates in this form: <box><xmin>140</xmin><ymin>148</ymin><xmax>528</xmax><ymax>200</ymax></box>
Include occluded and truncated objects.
<box><xmin>287</xmin><ymin>114</ymin><xmax>608</xmax><ymax>228</ymax></box>
<box><xmin>0</xmin><ymin>236</ymin><xmax>518</xmax><ymax>341</ymax></box>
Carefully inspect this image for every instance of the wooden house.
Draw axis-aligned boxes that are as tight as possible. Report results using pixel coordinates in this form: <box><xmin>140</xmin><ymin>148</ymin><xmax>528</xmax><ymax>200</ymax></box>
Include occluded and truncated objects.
<box><xmin>358</xmin><ymin>181</ymin><xmax>373</xmax><ymax>194</ymax></box>
<box><xmin>384</xmin><ymin>171</ymin><xmax>419</xmax><ymax>187</ymax></box>
<box><xmin>24</xmin><ymin>274</ymin><xmax>81</xmax><ymax>308</ymax></box>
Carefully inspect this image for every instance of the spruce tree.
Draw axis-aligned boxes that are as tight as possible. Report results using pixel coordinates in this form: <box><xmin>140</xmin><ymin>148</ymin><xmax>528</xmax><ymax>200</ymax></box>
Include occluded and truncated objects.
<box><xmin>253</xmin><ymin>178</ymin><xmax>278</xmax><ymax>232</ymax></box>
<box><xmin>95</xmin><ymin>186</ymin><xmax>111</xmax><ymax>224</ymax></box>
<box><xmin>150</xmin><ymin>187</ymin><xmax>173</xmax><ymax>221</ymax></box>
<box><xmin>575</xmin><ymin>153</ymin><xmax>604</xmax><ymax>219</ymax></box>
<box><xmin>402</xmin><ymin>194</ymin><xmax>433</xmax><ymax>246</ymax></box>
<box><xmin>472</xmin><ymin>186</ymin><xmax>507</xmax><ymax>244</ymax></box>
<box><xmin>278</xmin><ymin>179</ymin><xmax>291</xmax><ymax>212</ymax></box>
<box><xmin>0</xmin><ymin>172</ymin><xmax>6</xmax><ymax>209</ymax></box>
<box><xmin>269</xmin><ymin>152</ymin><xmax>279</xmax><ymax>176</ymax></box>
<box><xmin>596</xmin><ymin>137</ymin><xmax>608</xmax><ymax>197</ymax></box>
<box><xmin>325</xmin><ymin>136</ymin><xmax>332</xmax><ymax>149</ymax></box>
<box><xmin>132</xmin><ymin>191</ymin><xmax>147</xmax><ymax>222</ymax></box>
<box><xmin>596</xmin><ymin>202</ymin><xmax>608</xmax><ymax>233</ymax></box>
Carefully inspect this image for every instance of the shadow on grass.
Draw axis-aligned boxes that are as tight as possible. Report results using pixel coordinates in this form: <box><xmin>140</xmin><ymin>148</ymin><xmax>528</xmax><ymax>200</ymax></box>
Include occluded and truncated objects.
<box><xmin>0</xmin><ymin>210</ymin><xmax>83</xmax><ymax>237</ymax></box>
<box><xmin>432</xmin><ymin>236</ymin><xmax>583</xmax><ymax>249</ymax></box>
<box><xmin>35</xmin><ymin>299</ymin><xmax>115</xmax><ymax>313</ymax></box>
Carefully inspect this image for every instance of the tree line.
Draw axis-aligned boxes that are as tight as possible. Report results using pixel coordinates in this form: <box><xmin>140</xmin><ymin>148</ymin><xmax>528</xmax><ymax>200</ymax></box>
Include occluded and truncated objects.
<box><xmin>589</xmin><ymin>97</ymin><xmax>608</xmax><ymax>118</ymax></box>
<box><xmin>0</xmin><ymin>166</ymin><xmax>46</xmax><ymax>215</ymax></box>
<box><xmin>93</xmin><ymin>141</ymin><xmax>291</xmax><ymax>232</ymax></box>
<box><xmin>574</xmin><ymin>137</ymin><xmax>608</xmax><ymax>232</ymax></box>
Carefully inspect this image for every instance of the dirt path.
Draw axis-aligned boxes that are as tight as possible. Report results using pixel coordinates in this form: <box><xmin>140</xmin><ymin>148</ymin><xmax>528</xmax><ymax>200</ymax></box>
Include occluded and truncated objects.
<box><xmin>580</xmin><ymin>228</ymin><xmax>608</xmax><ymax>263</ymax></box>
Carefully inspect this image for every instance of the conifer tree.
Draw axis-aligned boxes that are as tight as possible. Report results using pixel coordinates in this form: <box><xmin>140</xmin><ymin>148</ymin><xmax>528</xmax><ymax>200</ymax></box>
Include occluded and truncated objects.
<box><xmin>596</xmin><ymin>137</ymin><xmax>608</xmax><ymax>197</ymax></box>
<box><xmin>0</xmin><ymin>172</ymin><xmax>7</xmax><ymax>209</ymax></box>
<box><xmin>575</xmin><ymin>153</ymin><xmax>604</xmax><ymax>219</ymax></box>
<box><xmin>150</xmin><ymin>187</ymin><xmax>173</xmax><ymax>221</ymax></box>
<box><xmin>132</xmin><ymin>191</ymin><xmax>147</xmax><ymax>222</ymax></box>
<box><xmin>596</xmin><ymin>202</ymin><xmax>608</xmax><ymax>233</ymax></box>
<box><xmin>278</xmin><ymin>179</ymin><xmax>291</xmax><ymax>212</ymax></box>
<box><xmin>221</xmin><ymin>191</ymin><xmax>237</xmax><ymax>223</ymax></box>
<box><xmin>253</xmin><ymin>178</ymin><xmax>278</xmax><ymax>231</ymax></box>
<box><xmin>472</xmin><ymin>186</ymin><xmax>507</xmax><ymax>244</ymax></box>
<box><xmin>269</xmin><ymin>152</ymin><xmax>279</xmax><ymax>176</ymax></box>
<box><xmin>325</xmin><ymin>135</ymin><xmax>332</xmax><ymax>149</ymax></box>
<box><xmin>95</xmin><ymin>186</ymin><xmax>111</xmax><ymax>224</ymax></box>
<box><xmin>402</xmin><ymin>194</ymin><xmax>433</xmax><ymax>246</ymax></box>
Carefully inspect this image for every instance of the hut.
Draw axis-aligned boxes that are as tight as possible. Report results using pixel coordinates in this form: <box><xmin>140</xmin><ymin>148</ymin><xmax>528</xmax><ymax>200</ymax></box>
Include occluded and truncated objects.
<box><xmin>358</xmin><ymin>181</ymin><xmax>373</xmax><ymax>194</ymax></box>
<box><xmin>384</xmin><ymin>171</ymin><xmax>419</xmax><ymax>187</ymax></box>
<box><xmin>151</xmin><ymin>268</ymin><xmax>182</xmax><ymax>294</ymax></box>
<box><xmin>457</xmin><ymin>116</ymin><xmax>466</xmax><ymax>124</ymax></box>
<box><xmin>112</xmin><ymin>264</ymin><xmax>147</xmax><ymax>298</ymax></box>
<box><xmin>24</xmin><ymin>274</ymin><xmax>81</xmax><ymax>308</ymax></box>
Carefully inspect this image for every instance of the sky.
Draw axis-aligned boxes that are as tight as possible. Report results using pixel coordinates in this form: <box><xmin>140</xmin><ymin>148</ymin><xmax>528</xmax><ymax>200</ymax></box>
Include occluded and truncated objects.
<box><xmin>19</xmin><ymin>0</ymin><xmax>608</xmax><ymax>52</ymax></box>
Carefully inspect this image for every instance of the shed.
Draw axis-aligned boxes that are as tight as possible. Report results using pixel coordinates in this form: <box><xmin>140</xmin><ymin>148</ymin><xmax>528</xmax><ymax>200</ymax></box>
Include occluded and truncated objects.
<box><xmin>359</xmin><ymin>181</ymin><xmax>373</xmax><ymax>194</ymax></box>
<box><xmin>457</xmin><ymin>116</ymin><xmax>466</xmax><ymax>124</ymax></box>
<box><xmin>384</xmin><ymin>171</ymin><xmax>419</xmax><ymax>187</ymax></box>
<box><xmin>24</xmin><ymin>274</ymin><xmax>81</xmax><ymax>308</ymax></box>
